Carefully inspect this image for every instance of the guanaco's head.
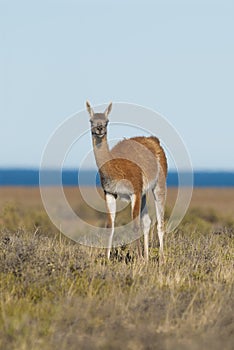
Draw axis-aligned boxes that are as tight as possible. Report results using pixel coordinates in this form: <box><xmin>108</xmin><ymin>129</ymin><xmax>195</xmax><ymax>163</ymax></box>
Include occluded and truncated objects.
<box><xmin>86</xmin><ymin>101</ymin><xmax>112</xmax><ymax>139</ymax></box>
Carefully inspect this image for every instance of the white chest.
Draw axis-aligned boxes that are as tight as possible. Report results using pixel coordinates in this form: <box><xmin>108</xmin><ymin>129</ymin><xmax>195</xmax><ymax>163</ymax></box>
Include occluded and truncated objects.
<box><xmin>104</xmin><ymin>179</ymin><xmax>134</xmax><ymax>201</ymax></box>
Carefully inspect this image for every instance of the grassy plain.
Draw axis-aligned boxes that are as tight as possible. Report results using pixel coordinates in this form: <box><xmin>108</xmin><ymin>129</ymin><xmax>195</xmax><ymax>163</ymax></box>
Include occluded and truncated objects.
<box><xmin>0</xmin><ymin>187</ymin><xmax>233</xmax><ymax>350</ymax></box>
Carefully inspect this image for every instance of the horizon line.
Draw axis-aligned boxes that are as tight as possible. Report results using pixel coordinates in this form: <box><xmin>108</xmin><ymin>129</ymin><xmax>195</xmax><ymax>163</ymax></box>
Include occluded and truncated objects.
<box><xmin>0</xmin><ymin>167</ymin><xmax>234</xmax><ymax>173</ymax></box>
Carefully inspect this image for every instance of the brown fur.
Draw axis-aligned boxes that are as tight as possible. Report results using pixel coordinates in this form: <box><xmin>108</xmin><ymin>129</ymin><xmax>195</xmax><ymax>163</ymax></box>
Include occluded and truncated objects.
<box><xmin>96</xmin><ymin>136</ymin><xmax>167</xmax><ymax>197</ymax></box>
<box><xmin>111</xmin><ymin>136</ymin><xmax>167</xmax><ymax>179</ymax></box>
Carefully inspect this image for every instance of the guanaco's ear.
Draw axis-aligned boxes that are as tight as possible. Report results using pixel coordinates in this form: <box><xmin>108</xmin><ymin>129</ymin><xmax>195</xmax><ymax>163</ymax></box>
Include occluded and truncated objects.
<box><xmin>86</xmin><ymin>100</ymin><xmax>94</xmax><ymax>118</ymax></box>
<box><xmin>104</xmin><ymin>102</ymin><xmax>112</xmax><ymax>118</ymax></box>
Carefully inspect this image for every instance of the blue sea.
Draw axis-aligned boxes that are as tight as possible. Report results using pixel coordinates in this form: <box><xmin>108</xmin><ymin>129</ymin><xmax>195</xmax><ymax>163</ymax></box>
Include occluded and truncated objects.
<box><xmin>0</xmin><ymin>169</ymin><xmax>233</xmax><ymax>187</ymax></box>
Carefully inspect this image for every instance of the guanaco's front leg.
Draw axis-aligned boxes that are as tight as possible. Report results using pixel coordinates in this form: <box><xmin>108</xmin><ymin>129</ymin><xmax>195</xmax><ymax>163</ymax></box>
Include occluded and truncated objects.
<box><xmin>105</xmin><ymin>192</ymin><xmax>116</xmax><ymax>260</ymax></box>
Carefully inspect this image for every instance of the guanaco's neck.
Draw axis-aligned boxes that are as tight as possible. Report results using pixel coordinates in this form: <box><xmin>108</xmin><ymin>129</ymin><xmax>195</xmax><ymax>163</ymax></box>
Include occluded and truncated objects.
<box><xmin>92</xmin><ymin>135</ymin><xmax>112</xmax><ymax>170</ymax></box>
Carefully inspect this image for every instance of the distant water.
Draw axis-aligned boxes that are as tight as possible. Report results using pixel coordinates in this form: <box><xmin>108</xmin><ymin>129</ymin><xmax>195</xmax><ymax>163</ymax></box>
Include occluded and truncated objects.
<box><xmin>0</xmin><ymin>169</ymin><xmax>233</xmax><ymax>187</ymax></box>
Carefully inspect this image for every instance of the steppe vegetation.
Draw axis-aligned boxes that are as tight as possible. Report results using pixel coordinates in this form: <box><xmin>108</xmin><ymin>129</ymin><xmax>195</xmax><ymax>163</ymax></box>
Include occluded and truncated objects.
<box><xmin>0</xmin><ymin>187</ymin><xmax>233</xmax><ymax>349</ymax></box>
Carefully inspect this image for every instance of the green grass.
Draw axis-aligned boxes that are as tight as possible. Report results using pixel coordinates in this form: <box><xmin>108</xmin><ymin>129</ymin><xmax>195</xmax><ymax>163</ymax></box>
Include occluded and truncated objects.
<box><xmin>0</xmin><ymin>201</ymin><xmax>233</xmax><ymax>350</ymax></box>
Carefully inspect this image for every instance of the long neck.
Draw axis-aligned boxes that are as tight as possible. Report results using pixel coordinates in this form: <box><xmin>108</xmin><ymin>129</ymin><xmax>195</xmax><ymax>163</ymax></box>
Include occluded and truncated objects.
<box><xmin>92</xmin><ymin>134</ymin><xmax>112</xmax><ymax>170</ymax></box>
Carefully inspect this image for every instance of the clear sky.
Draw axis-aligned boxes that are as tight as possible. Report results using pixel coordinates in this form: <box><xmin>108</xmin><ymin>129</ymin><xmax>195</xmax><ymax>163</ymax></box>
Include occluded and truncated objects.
<box><xmin>1</xmin><ymin>0</ymin><xmax>233</xmax><ymax>170</ymax></box>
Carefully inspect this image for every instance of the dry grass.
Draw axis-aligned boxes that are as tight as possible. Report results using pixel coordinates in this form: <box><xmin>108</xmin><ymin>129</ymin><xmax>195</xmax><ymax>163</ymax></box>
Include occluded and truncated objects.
<box><xmin>1</xmin><ymin>186</ymin><xmax>234</xmax><ymax>214</ymax></box>
<box><xmin>0</xmin><ymin>187</ymin><xmax>233</xmax><ymax>350</ymax></box>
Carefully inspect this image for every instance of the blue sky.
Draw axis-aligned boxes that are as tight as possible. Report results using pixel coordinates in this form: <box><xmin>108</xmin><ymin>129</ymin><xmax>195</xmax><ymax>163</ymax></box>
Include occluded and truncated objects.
<box><xmin>1</xmin><ymin>0</ymin><xmax>233</xmax><ymax>170</ymax></box>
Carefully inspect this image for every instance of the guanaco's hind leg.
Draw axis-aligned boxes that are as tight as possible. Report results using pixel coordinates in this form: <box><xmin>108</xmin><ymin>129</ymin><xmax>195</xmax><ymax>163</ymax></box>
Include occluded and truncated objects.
<box><xmin>131</xmin><ymin>193</ymin><xmax>142</xmax><ymax>259</ymax></box>
<box><xmin>105</xmin><ymin>193</ymin><xmax>116</xmax><ymax>260</ymax></box>
<box><xmin>153</xmin><ymin>174</ymin><xmax>167</xmax><ymax>259</ymax></box>
<box><xmin>140</xmin><ymin>194</ymin><xmax>151</xmax><ymax>261</ymax></box>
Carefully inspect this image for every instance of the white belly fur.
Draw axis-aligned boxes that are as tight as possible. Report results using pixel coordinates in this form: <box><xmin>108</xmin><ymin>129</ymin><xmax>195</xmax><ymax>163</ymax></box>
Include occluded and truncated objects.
<box><xmin>104</xmin><ymin>176</ymin><xmax>157</xmax><ymax>202</ymax></box>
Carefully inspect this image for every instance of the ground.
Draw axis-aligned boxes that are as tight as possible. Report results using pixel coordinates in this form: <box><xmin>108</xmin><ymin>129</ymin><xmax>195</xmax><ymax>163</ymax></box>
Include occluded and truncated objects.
<box><xmin>0</xmin><ymin>187</ymin><xmax>233</xmax><ymax>350</ymax></box>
